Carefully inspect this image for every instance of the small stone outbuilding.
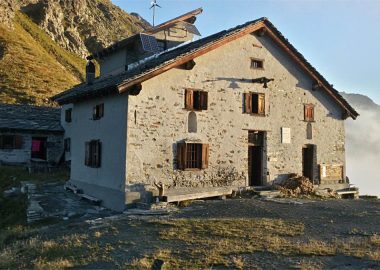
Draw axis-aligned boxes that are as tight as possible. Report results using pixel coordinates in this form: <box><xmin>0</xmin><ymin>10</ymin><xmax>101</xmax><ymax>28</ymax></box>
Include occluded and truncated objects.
<box><xmin>0</xmin><ymin>103</ymin><xmax>64</xmax><ymax>166</ymax></box>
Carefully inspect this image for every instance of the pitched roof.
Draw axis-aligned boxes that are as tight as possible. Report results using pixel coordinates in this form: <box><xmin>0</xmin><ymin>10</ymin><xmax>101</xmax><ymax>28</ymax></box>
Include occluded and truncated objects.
<box><xmin>52</xmin><ymin>17</ymin><xmax>358</xmax><ymax>119</ymax></box>
<box><xmin>0</xmin><ymin>104</ymin><xmax>63</xmax><ymax>133</ymax></box>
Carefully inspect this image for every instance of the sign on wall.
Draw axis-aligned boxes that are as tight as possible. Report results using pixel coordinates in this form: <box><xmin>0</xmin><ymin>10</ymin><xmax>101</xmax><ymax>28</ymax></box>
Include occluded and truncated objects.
<box><xmin>281</xmin><ymin>127</ymin><xmax>291</xmax><ymax>144</ymax></box>
<box><xmin>320</xmin><ymin>164</ymin><xmax>344</xmax><ymax>181</ymax></box>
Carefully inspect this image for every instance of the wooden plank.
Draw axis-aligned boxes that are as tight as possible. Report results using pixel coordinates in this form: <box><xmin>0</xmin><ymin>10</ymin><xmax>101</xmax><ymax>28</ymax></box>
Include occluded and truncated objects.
<box><xmin>163</xmin><ymin>187</ymin><xmax>233</xmax><ymax>203</ymax></box>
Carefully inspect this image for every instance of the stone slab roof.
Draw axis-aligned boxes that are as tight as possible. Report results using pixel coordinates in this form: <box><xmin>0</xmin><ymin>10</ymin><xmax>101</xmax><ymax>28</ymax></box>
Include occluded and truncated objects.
<box><xmin>0</xmin><ymin>103</ymin><xmax>63</xmax><ymax>133</ymax></box>
<box><xmin>52</xmin><ymin>17</ymin><xmax>358</xmax><ymax>119</ymax></box>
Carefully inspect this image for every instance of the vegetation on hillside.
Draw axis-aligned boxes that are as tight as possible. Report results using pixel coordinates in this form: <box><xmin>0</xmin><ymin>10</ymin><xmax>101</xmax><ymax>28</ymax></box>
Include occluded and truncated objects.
<box><xmin>0</xmin><ymin>12</ymin><xmax>86</xmax><ymax>105</ymax></box>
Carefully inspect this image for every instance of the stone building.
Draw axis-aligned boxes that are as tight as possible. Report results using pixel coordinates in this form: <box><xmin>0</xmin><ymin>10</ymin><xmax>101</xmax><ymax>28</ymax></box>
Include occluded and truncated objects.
<box><xmin>52</xmin><ymin>10</ymin><xmax>358</xmax><ymax>211</ymax></box>
<box><xmin>0</xmin><ymin>103</ymin><xmax>64</xmax><ymax>165</ymax></box>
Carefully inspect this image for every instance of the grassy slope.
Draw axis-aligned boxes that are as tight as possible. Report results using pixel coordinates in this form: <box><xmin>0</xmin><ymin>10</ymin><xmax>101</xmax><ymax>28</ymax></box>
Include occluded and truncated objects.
<box><xmin>0</xmin><ymin>12</ymin><xmax>86</xmax><ymax>105</ymax></box>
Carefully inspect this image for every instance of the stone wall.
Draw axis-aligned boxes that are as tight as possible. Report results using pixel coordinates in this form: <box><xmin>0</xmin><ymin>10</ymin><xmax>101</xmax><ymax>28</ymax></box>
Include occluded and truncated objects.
<box><xmin>125</xmin><ymin>32</ymin><xmax>346</xmax><ymax>195</ymax></box>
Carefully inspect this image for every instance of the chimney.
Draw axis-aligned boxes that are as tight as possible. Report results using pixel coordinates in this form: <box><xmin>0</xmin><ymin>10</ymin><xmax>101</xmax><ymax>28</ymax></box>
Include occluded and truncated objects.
<box><xmin>86</xmin><ymin>61</ymin><xmax>96</xmax><ymax>85</ymax></box>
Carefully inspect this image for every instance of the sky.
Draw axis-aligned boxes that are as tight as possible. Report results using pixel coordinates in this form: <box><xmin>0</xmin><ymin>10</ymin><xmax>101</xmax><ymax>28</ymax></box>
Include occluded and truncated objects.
<box><xmin>112</xmin><ymin>0</ymin><xmax>380</xmax><ymax>104</ymax></box>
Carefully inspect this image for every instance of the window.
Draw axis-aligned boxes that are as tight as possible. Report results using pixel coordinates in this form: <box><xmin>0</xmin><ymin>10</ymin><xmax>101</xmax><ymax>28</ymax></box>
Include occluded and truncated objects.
<box><xmin>188</xmin><ymin>112</ymin><xmax>197</xmax><ymax>133</ymax></box>
<box><xmin>243</xmin><ymin>93</ymin><xmax>265</xmax><ymax>115</ymax></box>
<box><xmin>65</xmin><ymin>109</ymin><xmax>72</xmax><ymax>123</ymax></box>
<box><xmin>85</xmin><ymin>140</ymin><xmax>101</xmax><ymax>168</ymax></box>
<box><xmin>0</xmin><ymin>135</ymin><xmax>22</xmax><ymax>149</ymax></box>
<box><xmin>304</xmin><ymin>104</ymin><xmax>314</xmax><ymax>122</ymax></box>
<box><xmin>93</xmin><ymin>104</ymin><xmax>104</xmax><ymax>120</ymax></box>
<box><xmin>184</xmin><ymin>89</ymin><xmax>208</xmax><ymax>111</ymax></box>
<box><xmin>177</xmin><ymin>143</ymin><xmax>209</xmax><ymax>170</ymax></box>
<box><xmin>251</xmin><ymin>58</ymin><xmax>264</xmax><ymax>69</ymax></box>
<box><xmin>64</xmin><ymin>138</ymin><xmax>71</xmax><ymax>152</ymax></box>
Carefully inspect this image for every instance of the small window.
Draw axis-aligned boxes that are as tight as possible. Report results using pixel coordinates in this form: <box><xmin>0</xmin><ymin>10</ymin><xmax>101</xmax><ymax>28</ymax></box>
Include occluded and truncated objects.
<box><xmin>243</xmin><ymin>93</ymin><xmax>265</xmax><ymax>115</ymax></box>
<box><xmin>85</xmin><ymin>140</ymin><xmax>101</xmax><ymax>168</ymax></box>
<box><xmin>0</xmin><ymin>135</ymin><xmax>22</xmax><ymax>149</ymax></box>
<box><xmin>64</xmin><ymin>138</ymin><xmax>71</xmax><ymax>152</ymax></box>
<box><xmin>251</xmin><ymin>58</ymin><xmax>264</xmax><ymax>69</ymax></box>
<box><xmin>177</xmin><ymin>143</ymin><xmax>209</xmax><ymax>170</ymax></box>
<box><xmin>184</xmin><ymin>89</ymin><xmax>208</xmax><ymax>111</ymax></box>
<box><xmin>304</xmin><ymin>104</ymin><xmax>314</xmax><ymax>122</ymax></box>
<box><xmin>93</xmin><ymin>104</ymin><xmax>104</xmax><ymax>120</ymax></box>
<box><xmin>65</xmin><ymin>109</ymin><xmax>72</xmax><ymax>123</ymax></box>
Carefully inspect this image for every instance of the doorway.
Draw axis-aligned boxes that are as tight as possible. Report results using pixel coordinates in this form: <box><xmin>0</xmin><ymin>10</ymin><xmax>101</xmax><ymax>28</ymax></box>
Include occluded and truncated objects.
<box><xmin>31</xmin><ymin>137</ymin><xmax>47</xmax><ymax>160</ymax></box>
<box><xmin>248</xmin><ymin>131</ymin><xmax>264</xmax><ymax>186</ymax></box>
<box><xmin>302</xmin><ymin>144</ymin><xmax>316</xmax><ymax>182</ymax></box>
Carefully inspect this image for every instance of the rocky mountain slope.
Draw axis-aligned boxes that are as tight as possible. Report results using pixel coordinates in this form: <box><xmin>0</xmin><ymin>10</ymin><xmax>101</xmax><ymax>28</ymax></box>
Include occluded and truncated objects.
<box><xmin>0</xmin><ymin>0</ymin><xmax>149</xmax><ymax>105</ymax></box>
<box><xmin>341</xmin><ymin>92</ymin><xmax>380</xmax><ymax>196</ymax></box>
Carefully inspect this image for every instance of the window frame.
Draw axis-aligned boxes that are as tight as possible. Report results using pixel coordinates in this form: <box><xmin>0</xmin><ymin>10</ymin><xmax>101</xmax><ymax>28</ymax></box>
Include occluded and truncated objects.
<box><xmin>0</xmin><ymin>135</ymin><xmax>22</xmax><ymax>149</ymax></box>
<box><xmin>184</xmin><ymin>89</ymin><xmax>208</xmax><ymax>111</ymax></box>
<box><xmin>65</xmin><ymin>108</ymin><xmax>72</xmax><ymax>123</ymax></box>
<box><xmin>177</xmin><ymin>142</ymin><xmax>209</xmax><ymax>171</ymax></box>
<box><xmin>304</xmin><ymin>104</ymin><xmax>315</xmax><ymax>122</ymax></box>
<box><xmin>243</xmin><ymin>92</ymin><xmax>265</xmax><ymax>116</ymax></box>
<box><xmin>85</xmin><ymin>140</ymin><xmax>101</xmax><ymax>168</ymax></box>
<box><xmin>93</xmin><ymin>104</ymin><xmax>104</xmax><ymax>120</ymax></box>
<box><xmin>250</xmin><ymin>58</ymin><xmax>264</xmax><ymax>70</ymax></box>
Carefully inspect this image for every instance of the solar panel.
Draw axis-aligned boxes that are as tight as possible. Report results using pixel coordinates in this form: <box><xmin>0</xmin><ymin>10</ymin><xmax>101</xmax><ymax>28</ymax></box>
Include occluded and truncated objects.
<box><xmin>183</xmin><ymin>22</ymin><xmax>201</xmax><ymax>36</ymax></box>
<box><xmin>140</xmin><ymin>34</ymin><xmax>161</xmax><ymax>53</ymax></box>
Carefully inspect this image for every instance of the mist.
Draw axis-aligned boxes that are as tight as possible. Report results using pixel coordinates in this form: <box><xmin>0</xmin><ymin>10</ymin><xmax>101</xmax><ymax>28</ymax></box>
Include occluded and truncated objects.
<box><xmin>343</xmin><ymin>93</ymin><xmax>380</xmax><ymax>196</ymax></box>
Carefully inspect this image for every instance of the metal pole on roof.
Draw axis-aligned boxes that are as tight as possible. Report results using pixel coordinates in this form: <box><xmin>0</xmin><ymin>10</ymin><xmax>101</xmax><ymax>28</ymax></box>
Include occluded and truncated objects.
<box><xmin>150</xmin><ymin>0</ymin><xmax>161</xmax><ymax>27</ymax></box>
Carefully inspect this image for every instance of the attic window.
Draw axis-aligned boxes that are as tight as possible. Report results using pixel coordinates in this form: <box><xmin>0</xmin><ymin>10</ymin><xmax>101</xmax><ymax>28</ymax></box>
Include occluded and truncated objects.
<box><xmin>65</xmin><ymin>109</ymin><xmax>72</xmax><ymax>123</ymax></box>
<box><xmin>93</xmin><ymin>104</ymin><xmax>104</xmax><ymax>120</ymax></box>
<box><xmin>251</xmin><ymin>58</ymin><xmax>264</xmax><ymax>69</ymax></box>
<box><xmin>184</xmin><ymin>89</ymin><xmax>208</xmax><ymax>111</ymax></box>
<box><xmin>243</xmin><ymin>93</ymin><xmax>265</xmax><ymax>115</ymax></box>
<box><xmin>304</xmin><ymin>104</ymin><xmax>314</xmax><ymax>122</ymax></box>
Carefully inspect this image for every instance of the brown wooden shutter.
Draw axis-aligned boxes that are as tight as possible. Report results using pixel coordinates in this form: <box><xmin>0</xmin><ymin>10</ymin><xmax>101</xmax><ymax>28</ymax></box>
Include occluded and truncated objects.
<box><xmin>200</xmin><ymin>91</ymin><xmax>208</xmax><ymax>110</ymax></box>
<box><xmin>243</xmin><ymin>93</ymin><xmax>252</xmax><ymax>113</ymax></box>
<box><xmin>258</xmin><ymin>94</ymin><xmax>265</xmax><ymax>115</ymax></box>
<box><xmin>201</xmin><ymin>144</ymin><xmax>209</xmax><ymax>169</ymax></box>
<box><xmin>14</xmin><ymin>135</ymin><xmax>23</xmax><ymax>149</ymax></box>
<box><xmin>85</xmin><ymin>142</ymin><xmax>90</xmax><ymax>166</ymax></box>
<box><xmin>185</xmin><ymin>89</ymin><xmax>194</xmax><ymax>110</ymax></box>
<box><xmin>177</xmin><ymin>143</ymin><xmax>186</xmax><ymax>170</ymax></box>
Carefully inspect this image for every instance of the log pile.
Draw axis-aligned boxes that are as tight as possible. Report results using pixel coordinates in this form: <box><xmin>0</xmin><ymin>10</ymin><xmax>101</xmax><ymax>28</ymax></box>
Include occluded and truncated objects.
<box><xmin>276</xmin><ymin>175</ymin><xmax>315</xmax><ymax>197</ymax></box>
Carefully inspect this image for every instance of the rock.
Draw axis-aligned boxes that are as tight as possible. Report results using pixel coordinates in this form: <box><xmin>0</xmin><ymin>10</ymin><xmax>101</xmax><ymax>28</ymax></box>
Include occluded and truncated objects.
<box><xmin>3</xmin><ymin>187</ymin><xmax>21</xmax><ymax>198</ymax></box>
<box><xmin>276</xmin><ymin>175</ymin><xmax>315</xmax><ymax>197</ymax></box>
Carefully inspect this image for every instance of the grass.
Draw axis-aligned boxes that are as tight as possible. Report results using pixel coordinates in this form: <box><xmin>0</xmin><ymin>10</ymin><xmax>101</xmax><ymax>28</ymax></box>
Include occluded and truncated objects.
<box><xmin>0</xmin><ymin>216</ymin><xmax>379</xmax><ymax>269</ymax></box>
<box><xmin>0</xmin><ymin>12</ymin><xmax>86</xmax><ymax>105</ymax></box>
<box><xmin>0</xmin><ymin>165</ymin><xmax>69</xmax><ymax>247</ymax></box>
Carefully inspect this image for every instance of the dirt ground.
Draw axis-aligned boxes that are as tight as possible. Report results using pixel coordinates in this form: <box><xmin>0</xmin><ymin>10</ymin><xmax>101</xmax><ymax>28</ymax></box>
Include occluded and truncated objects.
<box><xmin>1</xmin><ymin>195</ymin><xmax>380</xmax><ymax>270</ymax></box>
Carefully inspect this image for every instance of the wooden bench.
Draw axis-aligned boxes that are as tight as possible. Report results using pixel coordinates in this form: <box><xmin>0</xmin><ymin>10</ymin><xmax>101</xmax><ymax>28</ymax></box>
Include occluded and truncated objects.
<box><xmin>163</xmin><ymin>187</ymin><xmax>233</xmax><ymax>203</ymax></box>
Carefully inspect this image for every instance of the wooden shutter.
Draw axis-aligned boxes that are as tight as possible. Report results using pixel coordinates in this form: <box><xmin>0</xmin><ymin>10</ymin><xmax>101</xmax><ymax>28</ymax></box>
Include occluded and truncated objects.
<box><xmin>258</xmin><ymin>94</ymin><xmax>265</xmax><ymax>115</ymax></box>
<box><xmin>14</xmin><ymin>135</ymin><xmax>23</xmax><ymax>149</ymax></box>
<box><xmin>304</xmin><ymin>105</ymin><xmax>314</xmax><ymax>121</ymax></box>
<box><xmin>85</xmin><ymin>142</ymin><xmax>90</xmax><ymax>166</ymax></box>
<box><xmin>177</xmin><ymin>143</ymin><xmax>187</xmax><ymax>170</ymax></box>
<box><xmin>99</xmin><ymin>104</ymin><xmax>104</xmax><ymax>118</ymax></box>
<box><xmin>201</xmin><ymin>144</ymin><xmax>209</xmax><ymax>169</ymax></box>
<box><xmin>243</xmin><ymin>93</ymin><xmax>252</xmax><ymax>113</ymax></box>
<box><xmin>185</xmin><ymin>89</ymin><xmax>194</xmax><ymax>110</ymax></box>
<box><xmin>200</xmin><ymin>91</ymin><xmax>208</xmax><ymax>110</ymax></box>
<box><xmin>95</xmin><ymin>141</ymin><xmax>101</xmax><ymax>167</ymax></box>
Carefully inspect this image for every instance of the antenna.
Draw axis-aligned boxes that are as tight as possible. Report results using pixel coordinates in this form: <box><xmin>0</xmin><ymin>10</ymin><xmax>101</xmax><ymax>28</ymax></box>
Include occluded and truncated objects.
<box><xmin>150</xmin><ymin>0</ymin><xmax>161</xmax><ymax>27</ymax></box>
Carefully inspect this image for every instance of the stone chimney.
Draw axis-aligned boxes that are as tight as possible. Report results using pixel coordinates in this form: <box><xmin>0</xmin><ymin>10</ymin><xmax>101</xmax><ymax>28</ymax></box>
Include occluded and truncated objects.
<box><xmin>86</xmin><ymin>61</ymin><xmax>96</xmax><ymax>85</ymax></box>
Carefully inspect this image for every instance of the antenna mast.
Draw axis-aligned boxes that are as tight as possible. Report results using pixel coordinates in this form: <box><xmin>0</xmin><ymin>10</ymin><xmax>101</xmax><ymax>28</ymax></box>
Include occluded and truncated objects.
<box><xmin>150</xmin><ymin>0</ymin><xmax>161</xmax><ymax>27</ymax></box>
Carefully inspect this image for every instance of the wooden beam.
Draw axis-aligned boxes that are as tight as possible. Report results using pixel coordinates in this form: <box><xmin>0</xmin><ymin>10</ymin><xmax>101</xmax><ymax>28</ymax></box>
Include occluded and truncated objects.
<box><xmin>175</xmin><ymin>59</ymin><xmax>196</xmax><ymax>70</ymax></box>
<box><xmin>117</xmin><ymin>22</ymin><xmax>265</xmax><ymax>93</ymax></box>
<box><xmin>312</xmin><ymin>81</ymin><xmax>322</xmax><ymax>91</ymax></box>
<box><xmin>128</xmin><ymin>84</ymin><xmax>142</xmax><ymax>96</ymax></box>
